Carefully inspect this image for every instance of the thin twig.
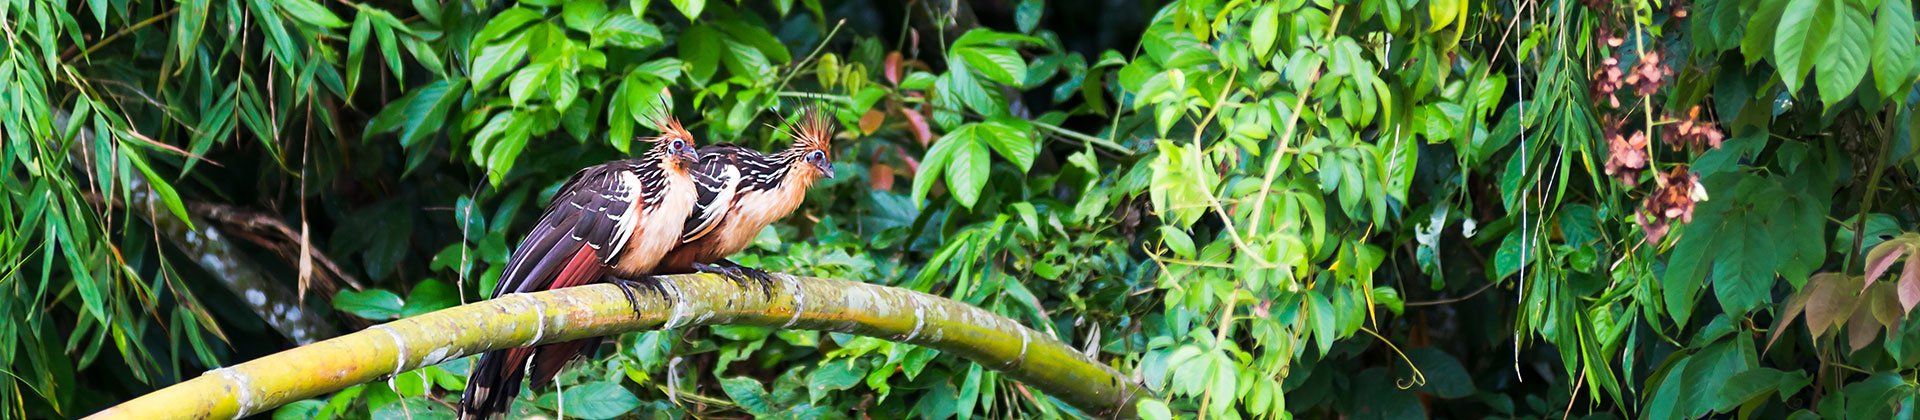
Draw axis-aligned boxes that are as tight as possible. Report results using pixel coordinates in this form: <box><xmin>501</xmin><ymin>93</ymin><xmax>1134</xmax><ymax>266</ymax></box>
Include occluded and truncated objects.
<box><xmin>62</xmin><ymin>8</ymin><xmax>183</xmax><ymax>64</ymax></box>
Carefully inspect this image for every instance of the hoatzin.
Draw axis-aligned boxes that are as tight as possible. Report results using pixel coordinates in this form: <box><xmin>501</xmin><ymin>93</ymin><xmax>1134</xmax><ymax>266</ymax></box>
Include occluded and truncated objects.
<box><xmin>656</xmin><ymin>106</ymin><xmax>837</xmax><ymax>287</ymax></box>
<box><xmin>457</xmin><ymin>116</ymin><xmax>702</xmax><ymax>420</ymax></box>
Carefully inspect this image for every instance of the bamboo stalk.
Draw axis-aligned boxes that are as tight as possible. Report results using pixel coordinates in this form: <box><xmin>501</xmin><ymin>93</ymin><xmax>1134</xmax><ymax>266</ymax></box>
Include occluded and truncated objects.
<box><xmin>86</xmin><ymin>274</ymin><xmax>1152</xmax><ymax>419</ymax></box>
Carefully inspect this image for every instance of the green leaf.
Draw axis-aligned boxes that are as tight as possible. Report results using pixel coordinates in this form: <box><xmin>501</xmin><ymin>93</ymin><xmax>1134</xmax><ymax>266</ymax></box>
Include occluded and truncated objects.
<box><xmin>1250</xmin><ymin>3</ymin><xmax>1280</xmax><ymax>60</ymax></box>
<box><xmin>1716</xmin><ymin>368</ymin><xmax>1811</xmax><ymax>411</ymax></box>
<box><xmin>536</xmin><ymin>382</ymin><xmax>638</xmax><ymax>420</ymax></box>
<box><xmin>1406</xmin><ymin>348</ymin><xmax>1473</xmax><ymax>398</ymax></box>
<box><xmin>716</xmin><ymin>21</ymin><xmax>792</xmax><ymax>63</ymax></box>
<box><xmin>1308</xmin><ymin>291</ymin><xmax>1337</xmax><ymax>355</ymax></box>
<box><xmin>1815</xmin><ymin>0</ymin><xmax>1872</xmax><ymax>109</ymax></box>
<box><xmin>1160</xmin><ymin>226</ymin><xmax>1196</xmax><ymax>258</ymax></box>
<box><xmin>471</xmin><ymin>32</ymin><xmax>531</xmax><ymax>91</ymax></box>
<box><xmin>593</xmin><ymin>14</ymin><xmax>663</xmax><ymax>49</ymax></box>
<box><xmin>1842</xmin><ymin>372</ymin><xmax>1906</xmax><ymax>419</ymax></box>
<box><xmin>334</xmin><ymin>289</ymin><xmax>404</xmax><ymax>320</ymax></box>
<box><xmin>273</xmin><ymin>400</ymin><xmax>325</xmax><ymax>420</ymax></box>
<box><xmin>913</xmin><ymin>132</ymin><xmax>962</xmax><ymax>208</ymax></box>
<box><xmin>507</xmin><ymin>63</ymin><xmax>552</xmax><ymax>106</ymax></box>
<box><xmin>670</xmin><ymin>0</ymin><xmax>705</xmax><ymax>19</ymax></box>
<box><xmin>680</xmin><ymin>25</ymin><xmax>724</xmax><ymax>84</ymax></box>
<box><xmin>372</xmin><ymin>397</ymin><xmax>453</xmax><ymax>420</ymax></box>
<box><xmin>1138</xmin><ymin>399</ymin><xmax>1173</xmax><ymax>420</ymax></box>
<box><xmin>807</xmin><ymin>361</ymin><xmax>865</xmax><ymax>403</ymax></box>
<box><xmin>952</xmin><ymin>29</ymin><xmax>1042</xmax><ymax>48</ymax></box>
<box><xmin>720</xmin><ymin>38</ymin><xmax>775</xmax><ymax>81</ymax></box>
<box><xmin>1015</xmin><ymin>0</ymin><xmax>1044</xmax><ymax>33</ymax></box>
<box><xmin>956</xmin><ymin>46</ymin><xmax>1027</xmax><ymax>86</ymax></box>
<box><xmin>977</xmin><ymin>117</ymin><xmax>1036</xmax><ymax>172</ymax></box>
<box><xmin>719</xmin><ymin>377</ymin><xmax>775</xmax><ymax>416</ymax></box>
<box><xmin>125</xmin><ymin>153</ymin><xmax>194</xmax><ymax>231</ymax></box>
<box><xmin>1743</xmin><ymin>0</ymin><xmax>1794</xmax><ymax>64</ymax></box>
<box><xmin>561</xmin><ymin>0</ymin><xmax>607</xmax><ymax>32</ymax></box>
<box><xmin>1871</xmin><ymin>0</ymin><xmax>1918</xmax><ymax>97</ymax></box>
<box><xmin>946</xmin><ymin>133</ymin><xmax>991</xmax><ymax>209</ymax></box>
<box><xmin>401</xmin><ymin>280</ymin><xmax>458</xmax><ymax>317</ymax></box>
<box><xmin>1774</xmin><ymin>0</ymin><xmax>1839</xmax><ymax>94</ymax></box>
<box><xmin>399</xmin><ymin>80</ymin><xmax>466</xmax><ymax>147</ymax></box>
<box><xmin>276</xmin><ymin>0</ymin><xmax>347</xmax><ymax>28</ymax></box>
<box><xmin>471</xmin><ymin>8</ymin><xmax>542</xmax><ymax>52</ymax></box>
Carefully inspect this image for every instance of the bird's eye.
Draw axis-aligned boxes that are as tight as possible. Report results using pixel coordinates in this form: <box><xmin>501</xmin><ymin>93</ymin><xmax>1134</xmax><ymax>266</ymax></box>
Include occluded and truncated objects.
<box><xmin>670</xmin><ymin>139</ymin><xmax>687</xmax><ymax>152</ymax></box>
<box><xmin>807</xmin><ymin>150</ymin><xmax>825</xmax><ymax>163</ymax></box>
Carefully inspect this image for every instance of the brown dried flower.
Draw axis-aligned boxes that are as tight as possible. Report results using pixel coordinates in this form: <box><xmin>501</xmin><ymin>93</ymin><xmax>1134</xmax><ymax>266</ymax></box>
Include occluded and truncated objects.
<box><xmin>1661</xmin><ymin>105</ymin><xmax>1727</xmax><ymax>152</ymax></box>
<box><xmin>1603</xmin><ymin>118</ymin><xmax>1649</xmax><ymax>184</ymax></box>
<box><xmin>1624</xmin><ymin>50</ymin><xmax>1672</xmax><ymax>97</ymax></box>
<box><xmin>1593</xmin><ymin>57</ymin><xmax>1625</xmax><ymax>108</ymax></box>
<box><xmin>1636</xmin><ymin>166</ymin><xmax>1708</xmax><ymax>244</ymax></box>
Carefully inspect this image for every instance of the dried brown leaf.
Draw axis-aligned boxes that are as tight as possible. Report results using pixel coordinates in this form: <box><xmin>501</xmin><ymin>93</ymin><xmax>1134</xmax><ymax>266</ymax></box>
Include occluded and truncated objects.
<box><xmin>901</xmin><ymin>107</ymin><xmax>934</xmax><ymax>146</ymax></box>
<box><xmin>1849</xmin><ymin>302</ymin><xmax>1879</xmax><ymax>352</ymax></box>
<box><xmin>869</xmin><ymin>163</ymin><xmax>895</xmax><ymax>191</ymax></box>
<box><xmin>1767</xmin><ymin>280</ymin><xmax>1816</xmax><ymax>354</ymax></box>
<box><xmin>1863</xmin><ymin>243</ymin><xmax>1907</xmax><ymax>291</ymax></box>
<box><xmin>859</xmin><ymin>109</ymin><xmax>885</xmax><ymax>135</ymax></box>
<box><xmin>1902</xmin><ymin>257</ymin><xmax>1920</xmax><ymax>314</ymax></box>
<box><xmin>885</xmin><ymin>51</ymin><xmax>903</xmax><ymax>86</ymax></box>
<box><xmin>1806</xmin><ymin>273</ymin><xmax>1863</xmax><ymax>340</ymax></box>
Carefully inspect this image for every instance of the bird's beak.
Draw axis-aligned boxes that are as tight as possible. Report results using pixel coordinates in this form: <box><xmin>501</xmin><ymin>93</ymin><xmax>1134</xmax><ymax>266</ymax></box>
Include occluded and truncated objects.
<box><xmin>676</xmin><ymin>146</ymin><xmax>699</xmax><ymax>166</ymax></box>
<box><xmin>817</xmin><ymin>161</ymin><xmax>836</xmax><ymax>179</ymax></box>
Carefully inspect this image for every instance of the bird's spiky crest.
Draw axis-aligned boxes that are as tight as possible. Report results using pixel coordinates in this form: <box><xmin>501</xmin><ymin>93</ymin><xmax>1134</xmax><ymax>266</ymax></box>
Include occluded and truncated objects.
<box><xmin>769</xmin><ymin>99</ymin><xmax>833</xmax><ymax>150</ymax></box>
<box><xmin>642</xmin><ymin>95</ymin><xmax>691</xmax><ymax>144</ymax></box>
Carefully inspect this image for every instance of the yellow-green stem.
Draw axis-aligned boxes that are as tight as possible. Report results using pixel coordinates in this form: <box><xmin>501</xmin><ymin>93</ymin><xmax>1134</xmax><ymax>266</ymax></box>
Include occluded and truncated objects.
<box><xmin>87</xmin><ymin>274</ymin><xmax>1153</xmax><ymax>419</ymax></box>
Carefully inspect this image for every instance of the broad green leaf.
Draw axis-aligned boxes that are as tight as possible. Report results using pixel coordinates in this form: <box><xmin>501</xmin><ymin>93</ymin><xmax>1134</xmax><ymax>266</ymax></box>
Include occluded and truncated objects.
<box><xmin>1774</xmin><ymin>0</ymin><xmax>1839</xmax><ymax>94</ymax></box>
<box><xmin>952</xmin><ymin>29</ymin><xmax>1042</xmax><ymax>48</ymax></box>
<box><xmin>670</xmin><ymin>0</ymin><xmax>705</xmax><ymax>19</ymax></box>
<box><xmin>719</xmin><ymin>377</ymin><xmax>775</xmax><ymax>416</ymax></box>
<box><xmin>273</xmin><ymin>400</ymin><xmax>325</xmax><ymax>420</ymax></box>
<box><xmin>977</xmin><ymin>117</ymin><xmax>1036</xmax><ymax>172</ymax></box>
<box><xmin>400</xmin><ymin>280</ymin><xmax>458</xmax><ymax>317</ymax></box>
<box><xmin>471</xmin><ymin>32</ymin><xmax>531</xmax><ymax>91</ymax></box>
<box><xmin>593</xmin><ymin>14</ymin><xmax>663</xmax><ymax>49</ymax></box>
<box><xmin>956</xmin><ymin>46</ymin><xmax>1027</xmax><ymax>86</ymax></box>
<box><xmin>1815</xmin><ymin>0</ymin><xmax>1872</xmax><ymax>109</ymax></box>
<box><xmin>716</xmin><ymin>21</ymin><xmax>792</xmax><ymax>62</ymax></box>
<box><xmin>1428</xmin><ymin>0</ymin><xmax>1461</xmax><ymax>33</ymax></box>
<box><xmin>1015</xmin><ymin>0</ymin><xmax>1044</xmax><ymax>33</ymax></box>
<box><xmin>1716</xmin><ymin>368</ymin><xmax>1811</xmax><ymax>411</ymax></box>
<box><xmin>507</xmin><ymin>63</ymin><xmax>552</xmax><ymax>106</ymax></box>
<box><xmin>1743</xmin><ymin>0</ymin><xmax>1794</xmax><ymax>65</ymax></box>
<box><xmin>680</xmin><ymin>25</ymin><xmax>724</xmax><ymax>84</ymax></box>
<box><xmin>807</xmin><ymin>361</ymin><xmax>865</xmax><ymax>403</ymax></box>
<box><xmin>1250</xmin><ymin>3</ymin><xmax>1280</xmax><ymax>59</ymax></box>
<box><xmin>535</xmin><ymin>382</ymin><xmax>639</xmax><ymax>420</ymax></box>
<box><xmin>399</xmin><ymin>80</ymin><xmax>466</xmax><ymax>147</ymax></box>
<box><xmin>334</xmin><ymin>289</ymin><xmax>404</xmax><ymax>320</ymax></box>
<box><xmin>372</xmin><ymin>397</ymin><xmax>453</xmax><ymax>420</ymax></box>
<box><xmin>276</xmin><ymin>0</ymin><xmax>347</xmax><ymax>28</ymax></box>
<box><xmin>946</xmin><ymin>133</ymin><xmax>991</xmax><ymax>208</ymax></box>
<box><xmin>1159</xmin><ymin>226</ymin><xmax>1195</xmax><ymax>258</ymax></box>
<box><xmin>561</xmin><ymin>0</ymin><xmax>606</xmax><ymax>32</ymax></box>
<box><xmin>1871</xmin><ymin>0</ymin><xmax>1918</xmax><ymax>97</ymax></box>
<box><xmin>1406</xmin><ymin>348</ymin><xmax>1473</xmax><ymax>398</ymax></box>
<box><xmin>471</xmin><ymin>8</ymin><xmax>542</xmax><ymax>50</ymax></box>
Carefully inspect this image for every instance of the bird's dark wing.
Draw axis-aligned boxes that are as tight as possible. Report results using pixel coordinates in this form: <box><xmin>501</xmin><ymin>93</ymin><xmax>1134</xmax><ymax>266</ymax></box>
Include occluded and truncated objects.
<box><xmin>462</xmin><ymin>161</ymin><xmax>644</xmax><ymax>420</ymax></box>
<box><xmin>489</xmin><ymin>162</ymin><xmax>644</xmax><ymax>297</ymax></box>
<box><xmin>682</xmin><ymin>145</ymin><xmax>754</xmax><ymax>243</ymax></box>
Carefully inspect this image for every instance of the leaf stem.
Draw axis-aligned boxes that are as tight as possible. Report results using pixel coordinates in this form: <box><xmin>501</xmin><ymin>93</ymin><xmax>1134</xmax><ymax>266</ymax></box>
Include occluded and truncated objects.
<box><xmin>62</xmin><ymin>7</ymin><xmax>182</xmax><ymax>64</ymax></box>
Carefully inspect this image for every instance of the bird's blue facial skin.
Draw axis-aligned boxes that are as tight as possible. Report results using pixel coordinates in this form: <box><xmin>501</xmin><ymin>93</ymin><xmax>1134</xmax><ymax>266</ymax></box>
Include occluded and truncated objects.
<box><xmin>806</xmin><ymin>150</ymin><xmax>835</xmax><ymax>179</ymax></box>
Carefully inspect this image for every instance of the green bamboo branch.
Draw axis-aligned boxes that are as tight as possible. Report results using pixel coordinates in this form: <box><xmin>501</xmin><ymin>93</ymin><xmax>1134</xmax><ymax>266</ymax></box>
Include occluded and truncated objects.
<box><xmin>85</xmin><ymin>274</ymin><xmax>1153</xmax><ymax>419</ymax></box>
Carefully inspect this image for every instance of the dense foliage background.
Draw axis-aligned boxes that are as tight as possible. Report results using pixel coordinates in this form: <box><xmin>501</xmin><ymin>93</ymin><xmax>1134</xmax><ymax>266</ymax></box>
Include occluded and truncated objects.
<box><xmin>5</xmin><ymin>0</ymin><xmax>1920</xmax><ymax>417</ymax></box>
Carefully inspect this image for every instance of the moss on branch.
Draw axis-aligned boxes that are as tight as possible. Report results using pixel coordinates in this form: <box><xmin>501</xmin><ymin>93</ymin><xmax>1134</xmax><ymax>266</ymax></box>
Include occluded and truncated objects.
<box><xmin>85</xmin><ymin>274</ymin><xmax>1152</xmax><ymax>419</ymax></box>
